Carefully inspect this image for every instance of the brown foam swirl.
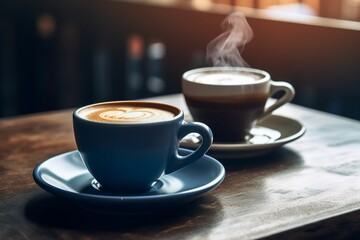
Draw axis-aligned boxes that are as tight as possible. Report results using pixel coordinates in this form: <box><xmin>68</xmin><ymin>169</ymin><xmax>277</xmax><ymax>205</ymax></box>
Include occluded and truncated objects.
<box><xmin>99</xmin><ymin>107</ymin><xmax>161</xmax><ymax>122</ymax></box>
<box><xmin>79</xmin><ymin>104</ymin><xmax>176</xmax><ymax>123</ymax></box>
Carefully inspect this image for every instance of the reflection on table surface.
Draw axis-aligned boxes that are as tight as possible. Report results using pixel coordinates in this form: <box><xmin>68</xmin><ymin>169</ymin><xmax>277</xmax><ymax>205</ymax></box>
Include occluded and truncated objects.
<box><xmin>1</xmin><ymin>94</ymin><xmax>360</xmax><ymax>239</ymax></box>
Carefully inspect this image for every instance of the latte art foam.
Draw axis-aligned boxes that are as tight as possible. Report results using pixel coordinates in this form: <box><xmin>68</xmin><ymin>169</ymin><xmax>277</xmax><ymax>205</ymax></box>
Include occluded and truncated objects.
<box><xmin>78</xmin><ymin>103</ymin><xmax>177</xmax><ymax>124</ymax></box>
<box><xmin>188</xmin><ymin>71</ymin><xmax>263</xmax><ymax>85</ymax></box>
<box><xmin>99</xmin><ymin>108</ymin><xmax>162</xmax><ymax>122</ymax></box>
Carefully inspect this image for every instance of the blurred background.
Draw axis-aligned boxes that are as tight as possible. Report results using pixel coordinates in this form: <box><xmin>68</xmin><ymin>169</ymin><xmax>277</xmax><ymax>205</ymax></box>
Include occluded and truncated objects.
<box><xmin>1</xmin><ymin>0</ymin><xmax>360</xmax><ymax>118</ymax></box>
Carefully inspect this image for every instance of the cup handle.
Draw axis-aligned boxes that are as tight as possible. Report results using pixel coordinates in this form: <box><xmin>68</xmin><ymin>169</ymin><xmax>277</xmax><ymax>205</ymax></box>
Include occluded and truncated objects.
<box><xmin>165</xmin><ymin>121</ymin><xmax>213</xmax><ymax>174</ymax></box>
<box><xmin>259</xmin><ymin>80</ymin><xmax>295</xmax><ymax>120</ymax></box>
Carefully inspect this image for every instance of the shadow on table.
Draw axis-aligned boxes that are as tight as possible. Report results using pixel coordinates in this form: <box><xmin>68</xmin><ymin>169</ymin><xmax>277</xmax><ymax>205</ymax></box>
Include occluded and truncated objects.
<box><xmin>25</xmin><ymin>192</ymin><xmax>224</xmax><ymax>237</ymax></box>
<box><xmin>0</xmin><ymin>166</ymin><xmax>6</xmax><ymax>176</ymax></box>
<box><xmin>217</xmin><ymin>147</ymin><xmax>304</xmax><ymax>173</ymax></box>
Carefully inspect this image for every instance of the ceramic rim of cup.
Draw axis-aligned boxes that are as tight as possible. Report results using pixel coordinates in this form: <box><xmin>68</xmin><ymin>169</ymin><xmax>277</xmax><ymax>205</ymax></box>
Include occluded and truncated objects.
<box><xmin>74</xmin><ymin>101</ymin><xmax>183</xmax><ymax>126</ymax></box>
<box><xmin>182</xmin><ymin>66</ymin><xmax>271</xmax><ymax>86</ymax></box>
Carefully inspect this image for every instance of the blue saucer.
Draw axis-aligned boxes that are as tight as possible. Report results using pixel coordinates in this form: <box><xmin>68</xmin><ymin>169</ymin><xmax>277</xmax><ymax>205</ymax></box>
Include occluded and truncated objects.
<box><xmin>33</xmin><ymin>149</ymin><xmax>225</xmax><ymax>214</ymax></box>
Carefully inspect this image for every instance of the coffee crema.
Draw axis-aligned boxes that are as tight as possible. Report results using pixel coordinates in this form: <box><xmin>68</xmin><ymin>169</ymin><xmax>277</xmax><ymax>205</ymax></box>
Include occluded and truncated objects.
<box><xmin>187</xmin><ymin>71</ymin><xmax>264</xmax><ymax>85</ymax></box>
<box><xmin>77</xmin><ymin>103</ymin><xmax>177</xmax><ymax>124</ymax></box>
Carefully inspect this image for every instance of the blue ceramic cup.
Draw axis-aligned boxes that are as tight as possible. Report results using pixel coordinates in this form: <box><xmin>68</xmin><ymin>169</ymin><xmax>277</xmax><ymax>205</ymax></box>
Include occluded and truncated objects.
<box><xmin>73</xmin><ymin>101</ymin><xmax>213</xmax><ymax>193</ymax></box>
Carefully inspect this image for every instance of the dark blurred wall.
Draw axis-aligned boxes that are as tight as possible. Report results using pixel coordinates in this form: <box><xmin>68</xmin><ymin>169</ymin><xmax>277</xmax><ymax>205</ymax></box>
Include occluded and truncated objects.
<box><xmin>1</xmin><ymin>0</ymin><xmax>360</xmax><ymax>119</ymax></box>
<box><xmin>0</xmin><ymin>0</ymin><xmax>174</xmax><ymax>117</ymax></box>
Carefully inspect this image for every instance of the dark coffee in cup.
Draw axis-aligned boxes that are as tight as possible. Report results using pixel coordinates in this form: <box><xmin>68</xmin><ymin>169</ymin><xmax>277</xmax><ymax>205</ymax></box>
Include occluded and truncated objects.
<box><xmin>182</xmin><ymin>67</ymin><xmax>295</xmax><ymax>143</ymax></box>
<box><xmin>185</xmin><ymin>94</ymin><xmax>268</xmax><ymax>142</ymax></box>
<box><xmin>77</xmin><ymin>102</ymin><xmax>178</xmax><ymax>124</ymax></box>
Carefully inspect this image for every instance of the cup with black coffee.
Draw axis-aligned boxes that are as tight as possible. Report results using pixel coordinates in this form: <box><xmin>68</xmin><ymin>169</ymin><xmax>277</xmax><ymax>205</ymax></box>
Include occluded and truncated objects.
<box><xmin>182</xmin><ymin>67</ymin><xmax>295</xmax><ymax>143</ymax></box>
<box><xmin>73</xmin><ymin>101</ymin><xmax>213</xmax><ymax>193</ymax></box>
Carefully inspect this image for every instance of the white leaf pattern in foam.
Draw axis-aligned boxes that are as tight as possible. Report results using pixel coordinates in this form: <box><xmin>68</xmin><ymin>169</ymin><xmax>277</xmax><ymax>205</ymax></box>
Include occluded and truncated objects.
<box><xmin>100</xmin><ymin>109</ymin><xmax>152</xmax><ymax>121</ymax></box>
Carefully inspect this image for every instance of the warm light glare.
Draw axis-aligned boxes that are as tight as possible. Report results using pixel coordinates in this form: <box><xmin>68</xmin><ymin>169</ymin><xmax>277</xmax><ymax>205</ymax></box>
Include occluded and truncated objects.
<box><xmin>221</xmin><ymin>0</ymin><xmax>360</xmax><ymax>21</ymax></box>
<box><xmin>128</xmin><ymin>35</ymin><xmax>144</xmax><ymax>59</ymax></box>
<box><xmin>235</xmin><ymin>0</ymin><xmax>254</xmax><ymax>8</ymax></box>
<box><xmin>37</xmin><ymin>13</ymin><xmax>56</xmax><ymax>38</ymax></box>
<box><xmin>342</xmin><ymin>0</ymin><xmax>360</xmax><ymax>20</ymax></box>
<box><xmin>191</xmin><ymin>0</ymin><xmax>213</xmax><ymax>11</ymax></box>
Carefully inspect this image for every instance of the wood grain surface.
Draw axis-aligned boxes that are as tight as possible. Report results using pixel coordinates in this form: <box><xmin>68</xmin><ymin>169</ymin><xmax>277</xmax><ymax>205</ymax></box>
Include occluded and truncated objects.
<box><xmin>1</xmin><ymin>94</ymin><xmax>360</xmax><ymax>239</ymax></box>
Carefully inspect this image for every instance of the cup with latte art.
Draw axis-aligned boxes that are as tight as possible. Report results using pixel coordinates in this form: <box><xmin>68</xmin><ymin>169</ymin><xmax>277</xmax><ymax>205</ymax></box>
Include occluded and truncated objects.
<box><xmin>73</xmin><ymin>101</ymin><xmax>213</xmax><ymax>193</ymax></box>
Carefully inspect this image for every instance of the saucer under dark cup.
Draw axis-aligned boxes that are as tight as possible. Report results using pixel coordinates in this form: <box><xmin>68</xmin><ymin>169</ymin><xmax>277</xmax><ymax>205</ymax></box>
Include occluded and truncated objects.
<box><xmin>181</xmin><ymin>114</ymin><xmax>306</xmax><ymax>159</ymax></box>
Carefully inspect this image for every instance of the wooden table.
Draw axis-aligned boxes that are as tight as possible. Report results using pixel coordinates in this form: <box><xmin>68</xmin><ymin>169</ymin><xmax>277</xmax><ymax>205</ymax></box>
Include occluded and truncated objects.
<box><xmin>1</xmin><ymin>94</ymin><xmax>360</xmax><ymax>239</ymax></box>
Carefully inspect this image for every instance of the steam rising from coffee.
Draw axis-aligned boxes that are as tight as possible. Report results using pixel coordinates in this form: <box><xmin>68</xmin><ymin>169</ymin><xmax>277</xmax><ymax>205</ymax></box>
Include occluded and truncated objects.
<box><xmin>206</xmin><ymin>12</ymin><xmax>253</xmax><ymax>67</ymax></box>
